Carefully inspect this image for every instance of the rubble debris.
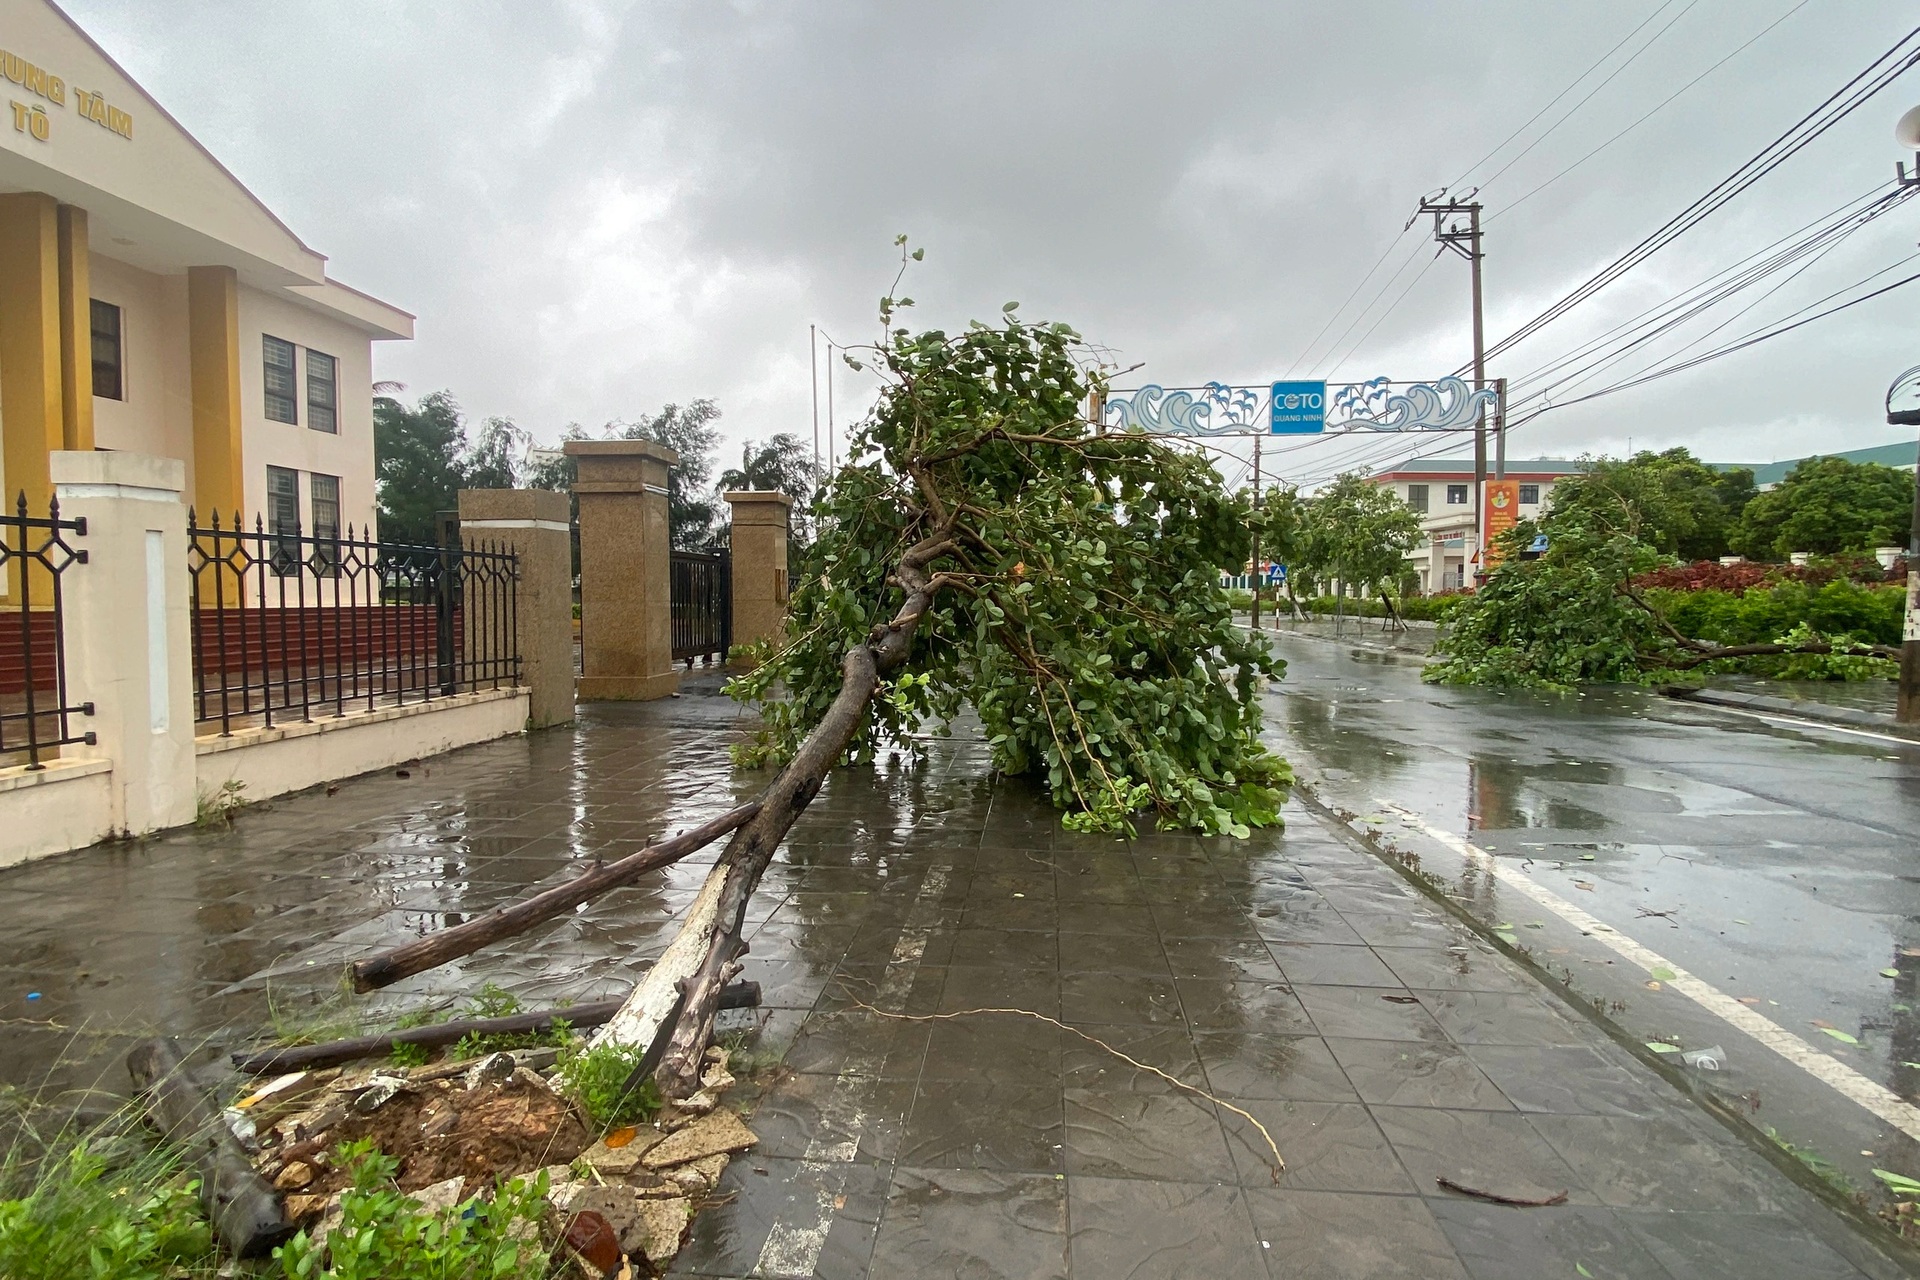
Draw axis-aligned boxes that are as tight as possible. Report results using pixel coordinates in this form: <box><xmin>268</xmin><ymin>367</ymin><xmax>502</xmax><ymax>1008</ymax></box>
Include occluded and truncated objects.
<box><xmin>642</xmin><ymin>1110</ymin><xmax>758</xmax><ymax>1168</ymax></box>
<box><xmin>466</xmin><ymin>1051</ymin><xmax>517</xmax><ymax>1089</ymax></box>
<box><xmin>563</xmin><ymin>1208</ymin><xmax>624</xmax><ymax>1276</ymax></box>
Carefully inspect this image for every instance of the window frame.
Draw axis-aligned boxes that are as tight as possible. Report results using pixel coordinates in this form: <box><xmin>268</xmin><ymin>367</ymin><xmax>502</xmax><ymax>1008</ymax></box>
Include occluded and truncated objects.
<box><xmin>309</xmin><ymin>472</ymin><xmax>341</xmax><ymax>576</ymax></box>
<box><xmin>1445</xmin><ymin>483</ymin><xmax>1469</xmax><ymax>505</ymax></box>
<box><xmin>90</xmin><ymin>298</ymin><xmax>123</xmax><ymax>401</ymax></box>
<box><xmin>266</xmin><ymin>465</ymin><xmax>302</xmax><ymax>576</ymax></box>
<box><xmin>263</xmin><ymin>335</ymin><xmax>299</xmax><ymax>424</ymax></box>
<box><xmin>1405</xmin><ymin>483</ymin><xmax>1429</xmax><ymax>513</ymax></box>
<box><xmin>1518</xmin><ymin>483</ymin><xmax>1541</xmax><ymax>505</ymax></box>
<box><xmin>306</xmin><ymin>349</ymin><xmax>338</xmax><ymax>434</ymax></box>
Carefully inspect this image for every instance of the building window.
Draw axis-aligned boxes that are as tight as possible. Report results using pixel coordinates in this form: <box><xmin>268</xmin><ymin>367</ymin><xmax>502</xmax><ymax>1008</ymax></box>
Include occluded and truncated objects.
<box><xmin>90</xmin><ymin>299</ymin><xmax>123</xmax><ymax>401</ymax></box>
<box><xmin>307</xmin><ymin>350</ymin><xmax>337</xmax><ymax>434</ymax></box>
<box><xmin>264</xmin><ymin>335</ymin><xmax>298</xmax><ymax>424</ymax></box>
<box><xmin>1406</xmin><ymin>484</ymin><xmax>1428</xmax><ymax>513</ymax></box>
<box><xmin>267</xmin><ymin>465</ymin><xmax>301</xmax><ymax>575</ymax></box>
<box><xmin>1446</xmin><ymin>484</ymin><xmax>1468</xmax><ymax>505</ymax></box>
<box><xmin>1519</xmin><ymin>483</ymin><xmax>1540</xmax><ymax>504</ymax></box>
<box><xmin>310</xmin><ymin>473</ymin><xmax>340</xmax><ymax>575</ymax></box>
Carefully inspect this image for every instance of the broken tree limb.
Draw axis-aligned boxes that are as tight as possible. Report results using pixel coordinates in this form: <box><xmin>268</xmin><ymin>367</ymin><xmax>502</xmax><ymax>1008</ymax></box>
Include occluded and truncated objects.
<box><xmin>128</xmin><ymin>1037</ymin><xmax>293</xmax><ymax>1258</ymax></box>
<box><xmin>649</xmin><ymin>530</ymin><xmax>957</xmax><ymax>1097</ymax></box>
<box><xmin>349</xmin><ymin>799</ymin><xmax>762</xmax><ymax>992</ymax></box>
<box><xmin>590</xmin><ymin>854</ymin><xmax>732</xmax><ymax>1054</ymax></box>
<box><xmin>228</xmin><ymin>982</ymin><xmax>766</xmax><ymax>1075</ymax></box>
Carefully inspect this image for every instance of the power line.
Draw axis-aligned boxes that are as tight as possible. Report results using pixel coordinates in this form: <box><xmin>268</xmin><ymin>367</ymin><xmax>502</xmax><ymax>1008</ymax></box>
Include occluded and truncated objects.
<box><xmin>1490</xmin><ymin>0</ymin><xmax>1816</xmax><ymax>223</ymax></box>
<box><xmin>1282</xmin><ymin>225</ymin><xmax>1415</xmax><ymax>379</ymax></box>
<box><xmin>1470</xmin><ymin>23</ymin><xmax>1920</xmax><ymax>370</ymax></box>
<box><xmin>1474</xmin><ymin>0</ymin><xmax>1702</xmax><ymax>192</ymax></box>
<box><xmin>1449</xmin><ymin>0</ymin><xmax>1690</xmax><ymax>188</ymax></box>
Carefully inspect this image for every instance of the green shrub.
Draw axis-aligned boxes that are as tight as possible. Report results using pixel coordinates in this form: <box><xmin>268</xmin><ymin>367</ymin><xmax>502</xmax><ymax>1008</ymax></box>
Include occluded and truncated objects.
<box><xmin>1651</xmin><ymin>579</ymin><xmax>1904</xmax><ymax>649</ymax></box>
<box><xmin>0</xmin><ymin>1124</ymin><xmax>218</xmax><ymax>1280</ymax></box>
<box><xmin>555</xmin><ymin>1041</ymin><xmax>661</xmax><ymax>1131</ymax></box>
<box><xmin>272</xmin><ymin>1140</ymin><xmax>553</xmax><ymax>1280</ymax></box>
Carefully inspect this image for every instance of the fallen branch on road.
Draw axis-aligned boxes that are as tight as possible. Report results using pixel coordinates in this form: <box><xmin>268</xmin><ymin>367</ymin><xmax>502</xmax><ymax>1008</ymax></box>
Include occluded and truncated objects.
<box><xmin>349</xmin><ymin>799</ymin><xmax>763</xmax><ymax>992</ymax></box>
<box><xmin>1435</xmin><ymin>1177</ymin><xmax>1568</xmax><ymax>1207</ymax></box>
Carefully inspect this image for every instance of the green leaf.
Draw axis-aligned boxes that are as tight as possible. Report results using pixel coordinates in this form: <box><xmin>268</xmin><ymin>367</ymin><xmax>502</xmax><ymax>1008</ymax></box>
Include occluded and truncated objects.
<box><xmin>1883</xmin><ymin>968</ymin><xmax>1900</xmax><ymax>978</ymax></box>
<box><xmin>1820</xmin><ymin>1028</ymin><xmax>1859</xmax><ymax>1045</ymax></box>
<box><xmin>1646</xmin><ymin>1042</ymin><xmax>1681</xmax><ymax>1053</ymax></box>
<box><xmin>1874</xmin><ymin>1168</ymin><xmax>1920</xmax><ymax>1197</ymax></box>
<box><xmin>1002</xmin><ymin>300</ymin><xmax>1019</xmax><ymax>312</ymax></box>
<box><xmin>1648</xmin><ymin>966</ymin><xmax>1676</xmax><ymax>982</ymax></box>
<box><xmin>1577</xmin><ymin>1265</ymin><xmax>1595</xmax><ymax>1278</ymax></box>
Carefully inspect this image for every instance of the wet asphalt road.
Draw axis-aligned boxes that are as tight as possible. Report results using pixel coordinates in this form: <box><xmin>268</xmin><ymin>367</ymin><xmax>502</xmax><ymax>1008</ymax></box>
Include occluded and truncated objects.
<box><xmin>1261</xmin><ymin>627</ymin><xmax>1920</xmax><ymax>1200</ymax></box>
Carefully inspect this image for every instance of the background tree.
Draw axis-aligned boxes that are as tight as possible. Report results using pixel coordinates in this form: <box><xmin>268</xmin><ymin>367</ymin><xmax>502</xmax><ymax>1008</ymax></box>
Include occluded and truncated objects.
<box><xmin>526</xmin><ymin>402</ymin><xmax>725</xmax><ymax>551</ymax></box>
<box><xmin>1253</xmin><ymin>485</ymin><xmax>1310</xmax><ymax>615</ymax></box>
<box><xmin>718</xmin><ymin>432</ymin><xmax>823</xmax><ymax>546</ymax></box>
<box><xmin>1731</xmin><ymin>456</ymin><xmax>1913</xmax><ymax>560</ymax></box>
<box><xmin>373</xmin><ymin>391</ymin><xmax>525</xmax><ymax>544</ymax></box>
<box><xmin>1299</xmin><ymin>473</ymin><xmax>1423</xmax><ymax>621</ymax></box>
<box><xmin>1546</xmin><ymin>448</ymin><xmax>1752</xmax><ymax>562</ymax></box>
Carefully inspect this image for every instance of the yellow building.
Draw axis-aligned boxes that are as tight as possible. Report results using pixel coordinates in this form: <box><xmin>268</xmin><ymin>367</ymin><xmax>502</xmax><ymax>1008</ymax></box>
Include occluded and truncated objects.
<box><xmin>0</xmin><ymin>0</ymin><xmax>410</xmax><ymax>603</ymax></box>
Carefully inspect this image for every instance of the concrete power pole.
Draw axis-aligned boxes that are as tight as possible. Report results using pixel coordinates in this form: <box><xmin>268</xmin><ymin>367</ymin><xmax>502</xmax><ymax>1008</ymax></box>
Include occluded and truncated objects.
<box><xmin>1891</xmin><ymin>110</ymin><xmax>1920</xmax><ymax>722</ymax></box>
<box><xmin>1418</xmin><ymin>195</ymin><xmax>1487</xmax><ymax>578</ymax></box>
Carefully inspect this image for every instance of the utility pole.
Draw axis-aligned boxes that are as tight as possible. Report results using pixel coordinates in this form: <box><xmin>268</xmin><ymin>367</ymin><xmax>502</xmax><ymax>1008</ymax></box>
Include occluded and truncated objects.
<box><xmin>1251</xmin><ymin>434</ymin><xmax>1263</xmax><ymax>632</ymax></box>
<box><xmin>810</xmin><ymin>324</ymin><xmax>820</xmax><ymax>465</ymax></box>
<box><xmin>1892</xmin><ymin>114</ymin><xmax>1920</xmax><ymax>722</ymax></box>
<box><xmin>1494</xmin><ymin>377</ymin><xmax>1508</xmax><ymax>479</ymax></box>
<box><xmin>1418</xmin><ymin>194</ymin><xmax>1487</xmax><ymax>578</ymax></box>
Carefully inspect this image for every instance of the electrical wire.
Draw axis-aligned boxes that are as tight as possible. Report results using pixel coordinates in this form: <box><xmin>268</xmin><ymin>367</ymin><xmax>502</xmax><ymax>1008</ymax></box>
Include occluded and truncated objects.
<box><xmin>1282</xmin><ymin>225</ymin><xmax>1415</xmax><ymax>379</ymax></box>
<box><xmin>1470</xmin><ymin>23</ymin><xmax>1920</xmax><ymax>369</ymax></box>
<box><xmin>1490</xmin><ymin>0</ymin><xmax>1816</xmax><ymax>223</ymax></box>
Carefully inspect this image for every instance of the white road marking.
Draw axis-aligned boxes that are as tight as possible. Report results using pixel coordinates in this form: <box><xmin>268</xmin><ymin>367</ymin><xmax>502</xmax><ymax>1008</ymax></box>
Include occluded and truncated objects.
<box><xmin>1678</xmin><ymin>698</ymin><xmax>1920</xmax><ymax>747</ymax></box>
<box><xmin>1374</xmin><ymin>798</ymin><xmax>1920</xmax><ymax>1144</ymax></box>
<box><xmin>753</xmin><ymin>864</ymin><xmax>951</xmax><ymax>1277</ymax></box>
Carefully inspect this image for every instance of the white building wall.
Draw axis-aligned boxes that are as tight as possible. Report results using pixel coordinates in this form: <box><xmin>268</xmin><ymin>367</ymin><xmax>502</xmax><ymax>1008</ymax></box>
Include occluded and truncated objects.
<box><xmin>236</xmin><ymin>284</ymin><xmax>379</xmax><ymax>536</ymax></box>
<box><xmin>86</xmin><ymin>251</ymin><xmax>196</xmax><ymax>485</ymax></box>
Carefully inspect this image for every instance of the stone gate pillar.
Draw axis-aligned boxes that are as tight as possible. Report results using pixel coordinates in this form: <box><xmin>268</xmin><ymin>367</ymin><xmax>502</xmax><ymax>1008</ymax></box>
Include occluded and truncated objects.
<box><xmin>723</xmin><ymin>490</ymin><xmax>793</xmax><ymax>662</ymax></box>
<box><xmin>456</xmin><ymin>487</ymin><xmax>575</xmax><ymax>728</ymax></box>
<box><xmin>566</xmin><ymin>440</ymin><xmax>680</xmax><ymax>700</ymax></box>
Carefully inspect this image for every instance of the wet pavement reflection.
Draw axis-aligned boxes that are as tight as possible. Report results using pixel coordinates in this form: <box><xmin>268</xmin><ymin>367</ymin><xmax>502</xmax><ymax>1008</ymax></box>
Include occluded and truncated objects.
<box><xmin>1264</xmin><ymin>631</ymin><xmax>1920</xmax><ymax>1233</ymax></box>
<box><xmin>0</xmin><ymin>674</ymin><xmax>1908</xmax><ymax>1276</ymax></box>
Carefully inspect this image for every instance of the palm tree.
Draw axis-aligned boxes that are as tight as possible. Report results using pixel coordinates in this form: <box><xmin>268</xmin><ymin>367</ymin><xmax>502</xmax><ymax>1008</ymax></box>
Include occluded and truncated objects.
<box><xmin>719</xmin><ymin>433</ymin><xmax>822</xmax><ymax>547</ymax></box>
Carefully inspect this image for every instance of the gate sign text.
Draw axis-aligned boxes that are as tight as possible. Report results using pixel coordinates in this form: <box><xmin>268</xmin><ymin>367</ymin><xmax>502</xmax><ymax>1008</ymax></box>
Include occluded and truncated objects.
<box><xmin>1269</xmin><ymin>381</ymin><xmax>1326</xmax><ymax>435</ymax></box>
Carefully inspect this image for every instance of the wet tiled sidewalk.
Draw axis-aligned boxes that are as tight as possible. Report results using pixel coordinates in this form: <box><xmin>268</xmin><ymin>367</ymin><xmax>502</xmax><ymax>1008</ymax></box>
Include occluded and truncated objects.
<box><xmin>1</xmin><ymin>682</ymin><xmax>1911</xmax><ymax>1278</ymax></box>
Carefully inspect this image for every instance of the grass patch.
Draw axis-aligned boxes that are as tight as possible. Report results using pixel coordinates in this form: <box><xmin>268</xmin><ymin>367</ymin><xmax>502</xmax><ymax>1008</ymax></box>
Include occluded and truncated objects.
<box><xmin>0</xmin><ymin>1104</ymin><xmax>220</xmax><ymax>1280</ymax></box>
<box><xmin>554</xmin><ymin>1041</ymin><xmax>660</xmax><ymax>1131</ymax></box>
<box><xmin>1767</xmin><ymin>1127</ymin><xmax>1860</xmax><ymax>1198</ymax></box>
<box><xmin>194</xmin><ymin>779</ymin><xmax>248</xmax><ymax>828</ymax></box>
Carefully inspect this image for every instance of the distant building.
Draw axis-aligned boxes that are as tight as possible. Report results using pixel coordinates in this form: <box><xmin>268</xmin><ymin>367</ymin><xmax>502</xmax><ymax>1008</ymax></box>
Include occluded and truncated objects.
<box><xmin>0</xmin><ymin>0</ymin><xmax>411</xmax><ymax>609</ymax></box>
<box><xmin>1712</xmin><ymin>439</ymin><xmax>1917</xmax><ymax>490</ymax></box>
<box><xmin>1366</xmin><ymin>458</ymin><xmax>1587</xmax><ymax>593</ymax></box>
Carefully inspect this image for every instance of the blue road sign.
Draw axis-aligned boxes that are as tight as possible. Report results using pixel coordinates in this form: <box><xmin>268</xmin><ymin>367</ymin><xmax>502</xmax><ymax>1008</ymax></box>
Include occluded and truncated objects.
<box><xmin>1529</xmin><ymin>534</ymin><xmax>1549</xmax><ymax>553</ymax></box>
<box><xmin>1270</xmin><ymin>381</ymin><xmax>1326</xmax><ymax>434</ymax></box>
<box><xmin>1268</xmin><ymin>563</ymin><xmax>1287</xmax><ymax>584</ymax></box>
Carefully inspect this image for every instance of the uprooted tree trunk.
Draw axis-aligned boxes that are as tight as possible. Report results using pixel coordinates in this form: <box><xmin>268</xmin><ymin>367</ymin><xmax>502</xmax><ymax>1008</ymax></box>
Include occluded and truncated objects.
<box><xmin>1622</xmin><ymin>582</ymin><xmax>1901</xmax><ymax>669</ymax></box>
<box><xmin>590</xmin><ymin>528</ymin><xmax>957</xmax><ymax>1096</ymax></box>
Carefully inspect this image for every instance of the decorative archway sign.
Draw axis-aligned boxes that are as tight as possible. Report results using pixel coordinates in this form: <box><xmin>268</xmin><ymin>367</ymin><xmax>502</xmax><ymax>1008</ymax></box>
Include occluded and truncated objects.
<box><xmin>1102</xmin><ymin>377</ymin><xmax>1498</xmax><ymax>437</ymax></box>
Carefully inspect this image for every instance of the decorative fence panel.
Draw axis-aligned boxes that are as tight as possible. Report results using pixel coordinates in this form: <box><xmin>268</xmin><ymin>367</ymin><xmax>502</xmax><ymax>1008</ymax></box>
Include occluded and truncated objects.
<box><xmin>670</xmin><ymin>551</ymin><xmax>730</xmax><ymax>665</ymax></box>
<box><xmin>188</xmin><ymin>512</ymin><xmax>520</xmax><ymax>735</ymax></box>
<box><xmin>1</xmin><ymin>493</ymin><xmax>94</xmax><ymax>768</ymax></box>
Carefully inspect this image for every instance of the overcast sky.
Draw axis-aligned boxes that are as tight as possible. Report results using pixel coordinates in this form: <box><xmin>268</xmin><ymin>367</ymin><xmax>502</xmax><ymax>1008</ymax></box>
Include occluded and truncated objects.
<box><xmin>70</xmin><ymin>0</ymin><xmax>1920</xmax><ymax>487</ymax></box>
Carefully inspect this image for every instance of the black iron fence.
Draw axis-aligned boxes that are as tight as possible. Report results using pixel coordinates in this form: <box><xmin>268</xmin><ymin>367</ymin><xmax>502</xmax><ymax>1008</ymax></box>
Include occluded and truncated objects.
<box><xmin>1</xmin><ymin>493</ymin><xmax>94</xmax><ymax>768</ymax></box>
<box><xmin>670</xmin><ymin>550</ymin><xmax>730</xmax><ymax>665</ymax></box>
<box><xmin>187</xmin><ymin>511</ymin><xmax>521</xmax><ymax>735</ymax></box>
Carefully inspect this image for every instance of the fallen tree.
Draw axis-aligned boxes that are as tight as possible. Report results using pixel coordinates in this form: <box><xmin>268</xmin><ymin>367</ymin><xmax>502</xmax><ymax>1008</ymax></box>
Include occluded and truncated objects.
<box><xmin>348</xmin><ymin>263</ymin><xmax>1291</xmax><ymax>1099</ymax></box>
<box><xmin>1427</xmin><ymin>471</ymin><xmax>1901</xmax><ymax>691</ymax></box>
<box><xmin>608</xmin><ymin>272</ymin><xmax>1289</xmax><ymax>1095</ymax></box>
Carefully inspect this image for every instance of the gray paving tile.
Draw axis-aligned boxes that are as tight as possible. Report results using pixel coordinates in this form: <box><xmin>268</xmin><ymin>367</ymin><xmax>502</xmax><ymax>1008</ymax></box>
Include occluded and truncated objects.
<box><xmin>1370</xmin><ymin>1106</ymin><xmax>1595</xmax><ymax>1205</ymax></box>
<box><xmin>1246</xmin><ymin>1189</ymin><xmax>1470</xmax><ymax>1279</ymax></box>
<box><xmin>671</xmin><ymin>1153</ymin><xmax>888</xmax><ymax>1278</ymax></box>
<box><xmin>1623</xmin><ymin>1211</ymin><xmax>1868</xmax><ymax>1279</ymax></box>
<box><xmin>1428</xmin><ymin>1200</ymin><xmax>1669</xmax><ymax>1280</ymax></box>
<box><xmin>1271</xmin><ymin>942</ymin><xmax>1402</xmax><ymax>987</ymax></box>
<box><xmin>1291</xmin><ymin>984</ymin><xmax>1449</xmax><ymax>1041</ymax></box>
<box><xmin>1326</xmin><ymin>1038</ymin><xmax>1515</xmax><ymax>1111</ymax></box>
<box><xmin>1221</xmin><ymin>1100</ymin><xmax>1413</xmax><ymax>1192</ymax></box>
<box><xmin>1193</xmin><ymin>1031</ymin><xmax>1360</xmax><ymax>1103</ymax></box>
<box><xmin>1066</xmin><ymin>1177</ymin><xmax>1266</xmax><ymax>1279</ymax></box>
<box><xmin>871</xmin><ymin>1167</ymin><xmax>1069</xmax><ymax>1280</ymax></box>
<box><xmin>900</xmin><ymin>1078</ymin><xmax>1065</xmax><ymax>1173</ymax></box>
<box><xmin>1064</xmin><ymin>1088</ymin><xmax>1235</xmax><ymax>1183</ymax></box>
<box><xmin>1527</xmin><ymin>1114</ymin><xmax>1783</xmax><ymax>1212</ymax></box>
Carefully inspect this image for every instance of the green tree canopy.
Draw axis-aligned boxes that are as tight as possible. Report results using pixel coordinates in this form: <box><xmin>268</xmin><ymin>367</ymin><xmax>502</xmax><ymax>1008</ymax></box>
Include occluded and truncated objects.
<box><xmin>1546</xmin><ymin>448</ymin><xmax>1752</xmax><ymax>562</ymax></box>
<box><xmin>1731</xmin><ymin>456</ymin><xmax>1913</xmax><ymax>560</ymax></box>
<box><xmin>732</xmin><ymin>304</ymin><xmax>1289</xmax><ymax>837</ymax></box>
<box><xmin>1300</xmin><ymin>472</ymin><xmax>1423</xmax><ymax>602</ymax></box>
<box><xmin>373</xmin><ymin>391</ymin><xmax>526</xmax><ymax>544</ymax></box>
<box><xmin>529</xmin><ymin>402</ymin><xmax>725</xmax><ymax>551</ymax></box>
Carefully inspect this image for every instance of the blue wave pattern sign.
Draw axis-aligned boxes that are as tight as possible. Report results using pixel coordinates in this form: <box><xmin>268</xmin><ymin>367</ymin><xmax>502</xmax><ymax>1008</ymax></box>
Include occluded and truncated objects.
<box><xmin>1104</xmin><ymin>377</ymin><xmax>1497</xmax><ymax>437</ymax></box>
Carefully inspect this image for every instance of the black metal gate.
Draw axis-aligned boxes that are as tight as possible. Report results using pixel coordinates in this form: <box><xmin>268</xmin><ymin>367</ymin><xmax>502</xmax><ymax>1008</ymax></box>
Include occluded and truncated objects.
<box><xmin>670</xmin><ymin>551</ymin><xmax>731</xmax><ymax>665</ymax></box>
